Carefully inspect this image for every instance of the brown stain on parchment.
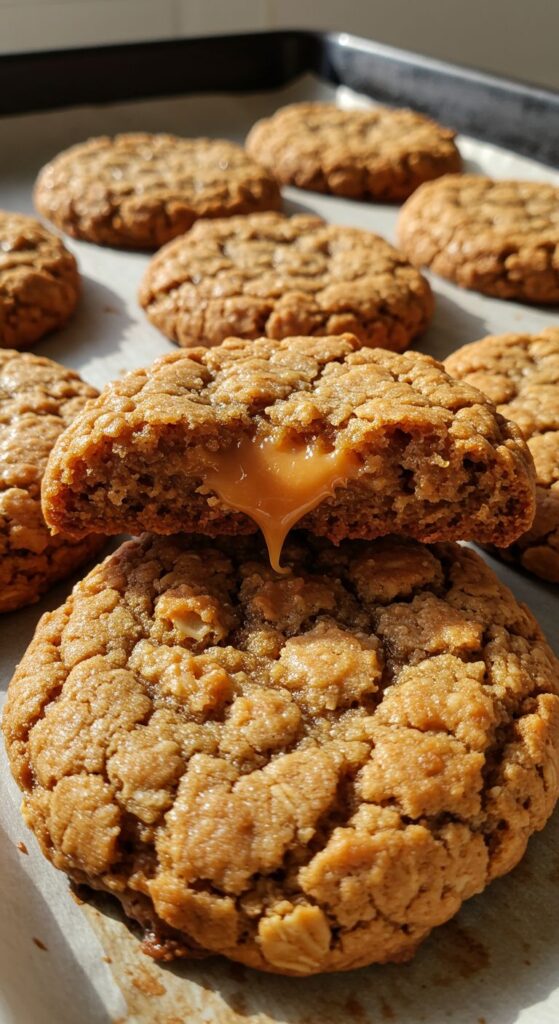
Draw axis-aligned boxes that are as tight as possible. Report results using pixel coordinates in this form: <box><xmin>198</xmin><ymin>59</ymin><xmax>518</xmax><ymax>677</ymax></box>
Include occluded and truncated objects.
<box><xmin>344</xmin><ymin>995</ymin><xmax>367</xmax><ymax>1021</ymax></box>
<box><xmin>82</xmin><ymin>900</ymin><xmax>268</xmax><ymax>1023</ymax></box>
<box><xmin>548</xmin><ymin>854</ymin><xmax>559</xmax><ymax>885</ymax></box>
<box><xmin>227</xmin><ymin>962</ymin><xmax>247</xmax><ymax>985</ymax></box>
<box><xmin>129</xmin><ymin>966</ymin><xmax>166</xmax><ymax>997</ymax></box>
<box><xmin>380</xmin><ymin>997</ymin><xmax>396</xmax><ymax>1019</ymax></box>
<box><xmin>229</xmin><ymin>991</ymin><xmax>249</xmax><ymax>1017</ymax></box>
<box><xmin>435</xmin><ymin>922</ymin><xmax>490</xmax><ymax>981</ymax></box>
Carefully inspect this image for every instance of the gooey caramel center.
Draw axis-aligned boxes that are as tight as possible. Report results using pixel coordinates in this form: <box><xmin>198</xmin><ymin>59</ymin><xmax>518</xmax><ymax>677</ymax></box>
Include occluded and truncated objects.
<box><xmin>204</xmin><ymin>435</ymin><xmax>361</xmax><ymax>573</ymax></box>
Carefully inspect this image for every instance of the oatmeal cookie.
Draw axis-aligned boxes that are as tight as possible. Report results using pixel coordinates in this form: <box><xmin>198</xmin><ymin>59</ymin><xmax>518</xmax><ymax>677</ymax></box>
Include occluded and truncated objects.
<box><xmin>138</xmin><ymin>212</ymin><xmax>433</xmax><ymax>352</ymax></box>
<box><xmin>4</xmin><ymin>532</ymin><xmax>558</xmax><ymax>973</ymax></box>
<box><xmin>34</xmin><ymin>133</ymin><xmax>281</xmax><ymax>250</ymax></box>
<box><xmin>245</xmin><ymin>102</ymin><xmax>461</xmax><ymax>201</ymax></box>
<box><xmin>0</xmin><ymin>211</ymin><xmax>79</xmax><ymax>349</ymax></box>
<box><xmin>398</xmin><ymin>175</ymin><xmax>559</xmax><ymax>303</ymax></box>
<box><xmin>0</xmin><ymin>349</ymin><xmax>105</xmax><ymax>612</ymax></box>
<box><xmin>40</xmin><ymin>334</ymin><xmax>535</xmax><ymax>551</ymax></box>
<box><xmin>446</xmin><ymin>329</ymin><xmax>559</xmax><ymax>582</ymax></box>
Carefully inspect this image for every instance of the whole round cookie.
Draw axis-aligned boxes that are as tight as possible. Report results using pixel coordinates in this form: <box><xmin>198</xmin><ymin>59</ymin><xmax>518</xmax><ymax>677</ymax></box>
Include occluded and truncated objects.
<box><xmin>0</xmin><ymin>210</ymin><xmax>80</xmax><ymax>349</ymax></box>
<box><xmin>139</xmin><ymin>212</ymin><xmax>434</xmax><ymax>351</ymax></box>
<box><xmin>398</xmin><ymin>175</ymin><xmax>559</xmax><ymax>303</ymax></box>
<box><xmin>34</xmin><ymin>133</ymin><xmax>282</xmax><ymax>250</ymax></box>
<box><xmin>245</xmin><ymin>102</ymin><xmax>461</xmax><ymax>201</ymax></box>
<box><xmin>4</xmin><ymin>533</ymin><xmax>558</xmax><ymax>973</ymax></box>
<box><xmin>0</xmin><ymin>349</ymin><xmax>105</xmax><ymax>612</ymax></box>
<box><xmin>446</xmin><ymin>329</ymin><xmax>559</xmax><ymax>581</ymax></box>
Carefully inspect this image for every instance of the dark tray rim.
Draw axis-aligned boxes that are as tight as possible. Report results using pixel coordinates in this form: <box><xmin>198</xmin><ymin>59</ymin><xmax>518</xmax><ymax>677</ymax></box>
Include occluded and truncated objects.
<box><xmin>0</xmin><ymin>28</ymin><xmax>558</xmax><ymax>167</ymax></box>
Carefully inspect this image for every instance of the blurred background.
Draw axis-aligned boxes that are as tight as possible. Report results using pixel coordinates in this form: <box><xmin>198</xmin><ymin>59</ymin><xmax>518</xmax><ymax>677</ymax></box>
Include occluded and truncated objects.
<box><xmin>0</xmin><ymin>0</ymin><xmax>557</xmax><ymax>91</ymax></box>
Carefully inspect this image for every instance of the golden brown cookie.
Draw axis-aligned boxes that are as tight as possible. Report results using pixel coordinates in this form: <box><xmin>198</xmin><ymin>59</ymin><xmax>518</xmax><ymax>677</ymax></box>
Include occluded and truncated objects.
<box><xmin>0</xmin><ymin>349</ymin><xmax>105</xmax><ymax>612</ymax></box>
<box><xmin>398</xmin><ymin>175</ymin><xmax>559</xmax><ymax>303</ymax></box>
<box><xmin>41</xmin><ymin>334</ymin><xmax>535</xmax><ymax>554</ymax></box>
<box><xmin>34</xmin><ymin>133</ymin><xmax>281</xmax><ymax>250</ymax></box>
<box><xmin>4</xmin><ymin>532</ymin><xmax>558</xmax><ymax>973</ymax></box>
<box><xmin>139</xmin><ymin>212</ymin><xmax>433</xmax><ymax>352</ymax></box>
<box><xmin>246</xmin><ymin>102</ymin><xmax>461</xmax><ymax>201</ymax></box>
<box><xmin>446</xmin><ymin>328</ymin><xmax>559</xmax><ymax>582</ymax></box>
<box><xmin>0</xmin><ymin>211</ymin><xmax>79</xmax><ymax>349</ymax></box>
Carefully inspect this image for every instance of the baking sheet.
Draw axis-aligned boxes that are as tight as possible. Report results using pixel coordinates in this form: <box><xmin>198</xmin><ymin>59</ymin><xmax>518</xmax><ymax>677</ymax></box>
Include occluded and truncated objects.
<box><xmin>1</xmin><ymin>72</ymin><xmax>558</xmax><ymax>1024</ymax></box>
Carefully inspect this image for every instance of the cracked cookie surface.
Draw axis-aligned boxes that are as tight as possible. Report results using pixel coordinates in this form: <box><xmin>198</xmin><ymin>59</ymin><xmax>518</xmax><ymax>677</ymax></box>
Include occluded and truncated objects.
<box><xmin>0</xmin><ymin>349</ymin><xmax>105</xmax><ymax>611</ymax></box>
<box><xmin>139</xmin><ymin>212</ymin><xmax>433</xmax><ymax>352</ymax></box>
<box><xmin>446</xmin><ymin>329</ymin><xmax>559</xmax><ymax>582</ymax></box>
<box><xmin>0</xmin><ymin>210</ymin><xmax>80</xmax><ymax>348</ymax></box>
<box><xmin>34</xmin><ymin>133</ymin><xmax>281</xmax><ymax>250</ymax></box>
<box><xmin>4</xmin><ymin>532</ymin><xmax>558</xmax><ymax>973</ymax></box>
<box><xmin>41</xmin><ymin>334</ymin><xmax>535</xmax><ymax>549</ymax></box>
<box><xmin>246</xmin><ymin>102</ymin><xmax>461</xmax><ymax>201</ymax></box>
<box><xmin>398</xmin><ymin>175</ymin><xmax>559</xmax><ymax>303</ymax></box>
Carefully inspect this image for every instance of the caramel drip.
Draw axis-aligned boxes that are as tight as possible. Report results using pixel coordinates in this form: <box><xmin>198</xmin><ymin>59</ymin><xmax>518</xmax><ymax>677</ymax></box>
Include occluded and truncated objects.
<box><xmin>205</xmin><ymin>435</ymin><xmax>361</xmax><ymax>573</ymax></box>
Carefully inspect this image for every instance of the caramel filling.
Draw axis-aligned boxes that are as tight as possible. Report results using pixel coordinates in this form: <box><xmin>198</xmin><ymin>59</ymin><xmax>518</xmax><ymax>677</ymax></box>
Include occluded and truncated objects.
<box><xmin>204</xmin><ymin>435</ymin><xmax>361</xmax><ymax>573</ymax></box>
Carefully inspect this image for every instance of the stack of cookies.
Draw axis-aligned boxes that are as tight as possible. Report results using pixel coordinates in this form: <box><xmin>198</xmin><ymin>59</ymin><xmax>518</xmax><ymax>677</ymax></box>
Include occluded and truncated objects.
<box><xmin>2</xmin><ymin>101</ymin><xmax>559</xmax><ymax>980</ymax></box>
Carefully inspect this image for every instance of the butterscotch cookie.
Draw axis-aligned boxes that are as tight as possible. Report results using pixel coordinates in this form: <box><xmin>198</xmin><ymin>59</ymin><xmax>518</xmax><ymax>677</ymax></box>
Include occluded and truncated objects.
<box><xmin>245</xmin><ymin>102</ymin><xmax>461</xmax><ymax>201</ymax></box>
<box><xmin>0</xmin><ymin>211</ymin><xmax>79</xmax><ymax>348</ymax></box>
<box><xmin>34</xmin><ymin>133</ymin><xmax>281</xmax><ymax>250</ymax></box>
<box><xmin>398</xmin><ymin>175</ymin><xmax>559</xmax><ymax>303</ymax></box>
<box><xmin>446</xmin><ymin>329</ymin><xmax>559</xmax><ymax>582</ymax></box>
<box><xmin>0</xmin><ymin>349</ymin><xmax>105</xmax><ymax>612</ymax></box>
<box><xmin>41</xmin><ymin>335</ymin><xmax>535</xmax><ymax>560</ymax></box>
<box><xmin>139</xmin><ymin>212</ymin><xmax>433</xmax><ymax>352</ymax></box>
<box><xmin>4</xmin><ymin>532</ymin><xmax>558</xmax><ymax>973</ymax></box>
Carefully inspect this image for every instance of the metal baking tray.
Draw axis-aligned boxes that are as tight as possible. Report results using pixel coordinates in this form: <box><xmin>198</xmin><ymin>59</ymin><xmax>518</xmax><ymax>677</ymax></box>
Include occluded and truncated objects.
<box><xmin>0</xmin><ymin>30</ymin><xmax>558</xmax><ymax>1024</ymax></box>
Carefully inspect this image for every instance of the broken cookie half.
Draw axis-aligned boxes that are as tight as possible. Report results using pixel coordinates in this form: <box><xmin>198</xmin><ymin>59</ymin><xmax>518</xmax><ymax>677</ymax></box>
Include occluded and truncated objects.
<box><xmin>41</xmin><ymin>334</ymin><xmax>536</xmax><ymax>569</ymax></box>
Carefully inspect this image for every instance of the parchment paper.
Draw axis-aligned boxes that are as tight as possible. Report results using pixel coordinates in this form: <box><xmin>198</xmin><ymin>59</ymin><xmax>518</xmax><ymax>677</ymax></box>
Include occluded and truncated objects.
<box><xmin>1</xmin><ymin>73</ymin><xmax>558</xmax><ymax>1024</ymax></box>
